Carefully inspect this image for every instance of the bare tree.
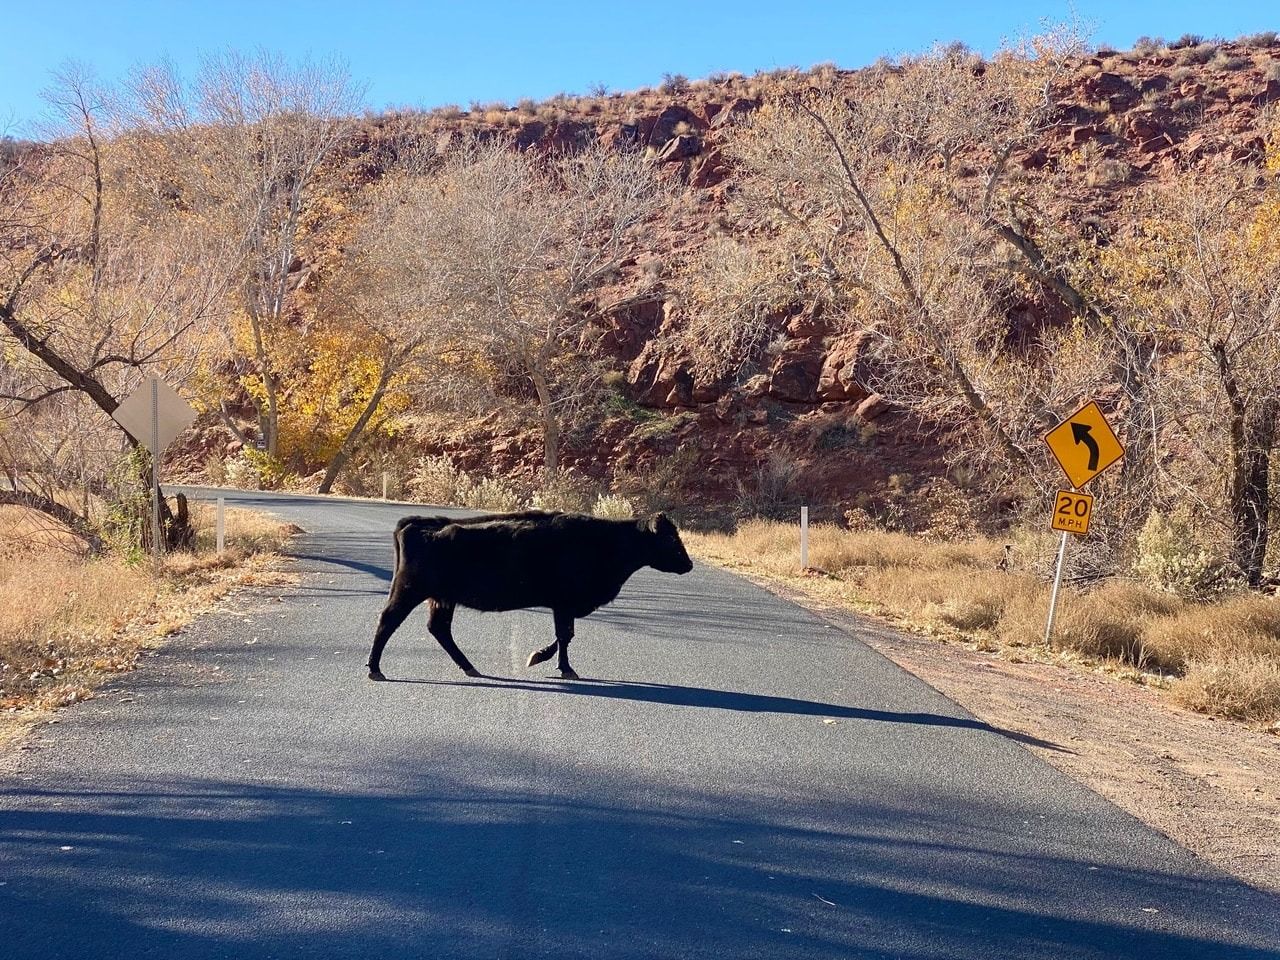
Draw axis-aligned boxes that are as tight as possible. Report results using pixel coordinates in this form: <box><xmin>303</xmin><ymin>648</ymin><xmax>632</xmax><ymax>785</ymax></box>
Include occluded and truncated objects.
<box><xmin>132</xmin><ymin>52</ymin><xmax>363</xmax><ymax>459</ymax></box>
<box><xmin>685</xmin><ymin>30</ymin><xmax>1178</xmax><ymax>530</ymax></box>
<box><xmin>1</xmin><ymin>63</ymin><xmax>227</xmax><ymax>547</ymax></box>
<box><xmin>709</xmin><ymin>39</ymin><xmax>1083</xmax><ymax>470</ymax></box>
<box><xmin>381</xmin><ymin>138</ymin><xmax>669</xmax><ymax>480</ymax></box>
<box><xmin>1098</xmin><ymin>166</ymin><xmax>1280</xmax><ymax>585</ymax></box>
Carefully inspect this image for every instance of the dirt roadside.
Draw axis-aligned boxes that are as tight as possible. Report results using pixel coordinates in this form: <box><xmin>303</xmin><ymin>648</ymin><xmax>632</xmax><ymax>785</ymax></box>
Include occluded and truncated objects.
<box><xmin>742</xmin><ymin>572</ymin><xmax>1280</xmax><ymax>896</ymax></box>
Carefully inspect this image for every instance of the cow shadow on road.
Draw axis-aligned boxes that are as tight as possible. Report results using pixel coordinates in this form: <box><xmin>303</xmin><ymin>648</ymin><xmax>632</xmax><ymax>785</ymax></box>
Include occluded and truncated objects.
<box><xmin>384</xmin><ymin>675</ymin><xmax>1071</xmax><ymax>753</ymax></box>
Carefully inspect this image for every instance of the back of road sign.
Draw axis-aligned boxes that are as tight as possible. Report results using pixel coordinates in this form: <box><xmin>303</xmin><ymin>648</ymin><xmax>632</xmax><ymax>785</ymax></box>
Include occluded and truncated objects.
<box><xmin>111</xmin><ymin>377</ymin><xmax>198</xmax><ymax>454</ymax></box>
<box><xmin>1044</xmin><ymin>400</ymin><xmax>1124</xmax><ymax>490</ymax></box>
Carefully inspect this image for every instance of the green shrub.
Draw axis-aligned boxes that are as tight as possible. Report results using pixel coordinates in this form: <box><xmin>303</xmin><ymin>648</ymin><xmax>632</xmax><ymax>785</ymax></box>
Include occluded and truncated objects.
<box><xmin>592</xmin><ymin>493</ymin><xmax>636</xmax><ymax>519</ymax></box>
<box><xmin>660</xmin><ymin>73</ymin><xmax>689</xmax><ymax>95</ymax></box>
<box><xmin>1133</xmin><ymin>509</ymin><xmax>1238</xmax><ymax>599</ymax></box>
<box><xmin>1131</xmin><ymin>36</ymin><xmax>1165</xmax><ymax>57</ymax></box>
<box><xmin>529</xmin><ymin>472</ymin><xmax>599</xmax><ymax>513</ymax></box>
<box><xmin>224</xmin><ymin>449</ymin><xmax>291</xmax><ymax>491</ymax></box>
<box><xmin>461</xmin><ymin>476</ymin><xmax>523</xmax><ymax>513</ymax></box>
<box><xmin>409</xmin><ymin>456</ymin><xmax>471</xmax><ymax>505</ymax></box>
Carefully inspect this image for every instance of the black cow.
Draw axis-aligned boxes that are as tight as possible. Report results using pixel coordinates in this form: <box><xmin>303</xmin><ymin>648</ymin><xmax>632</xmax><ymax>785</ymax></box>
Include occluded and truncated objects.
<box><xmin>367</xmin><ymin>510</ymin><xmax>694</xmax><ymax>681</ymax></box>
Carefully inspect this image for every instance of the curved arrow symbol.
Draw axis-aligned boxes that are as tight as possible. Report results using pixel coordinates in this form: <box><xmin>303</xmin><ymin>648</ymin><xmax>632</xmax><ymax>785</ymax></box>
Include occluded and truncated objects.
<box><xmin>1071</xmin><ymin>421</ymin><xmax>1100</xmax><ymax>471</ymax></box>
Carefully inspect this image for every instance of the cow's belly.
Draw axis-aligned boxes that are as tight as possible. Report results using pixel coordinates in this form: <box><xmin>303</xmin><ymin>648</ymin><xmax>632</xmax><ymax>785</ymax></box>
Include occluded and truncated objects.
<box><xmin>443</xmin><ymin>569</ymin><xmax>618</xmax><ymax>616</ymax></box>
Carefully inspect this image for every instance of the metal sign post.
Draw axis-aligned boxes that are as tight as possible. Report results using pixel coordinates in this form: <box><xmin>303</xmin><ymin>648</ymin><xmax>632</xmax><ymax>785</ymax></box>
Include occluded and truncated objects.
<box><xmin>1044</xmin><ymin>530</ymin><xmax>1069</xmax><ymax>645</ymax></box>
<box><xmin>1041</xmin><ymin>399</ymin><xmax>1124</xmax><ymax>646</ymax></box>
<box><xmin>111</xmin><ymin>376</ymin><xmax>198</xmax><ymax>557</ymax></box>
<box><xmin>150</xmin><ymin>378</ymin><xmax>162</xmax><ymax>561</ymax></box>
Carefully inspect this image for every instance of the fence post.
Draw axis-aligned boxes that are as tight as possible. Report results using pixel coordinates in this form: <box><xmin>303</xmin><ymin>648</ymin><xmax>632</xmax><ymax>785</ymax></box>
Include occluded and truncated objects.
<box><xmin>800</xmin><ymin>505</ymin><xmax>809</xmax><ymax>571</ymax></box>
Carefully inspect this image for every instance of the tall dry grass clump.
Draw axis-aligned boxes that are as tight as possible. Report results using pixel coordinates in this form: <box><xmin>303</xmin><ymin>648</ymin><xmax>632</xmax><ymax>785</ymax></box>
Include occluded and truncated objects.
<box><xmin>997</xmin><ymin>581</ymin><xmax>1183</xmax><ymax>664</ymax></box>
<box><xmin>1147</xmin><ymin>595</ymin><xmax>1280</xmax><ymax>722</ymax></box>
<box><xmin>692</xmin><ymin>519</ymin><xmax>998</xmax><ymax>580</ymax></box>
<box><xmin>0</xmin><ymin>503</ymin><xmax>293</xmax><ymax>708</ymax></box>
<box><xmin>0</xmin><ymin>550</ymin><xmax>159</xmax><ymax>701</ymax></box>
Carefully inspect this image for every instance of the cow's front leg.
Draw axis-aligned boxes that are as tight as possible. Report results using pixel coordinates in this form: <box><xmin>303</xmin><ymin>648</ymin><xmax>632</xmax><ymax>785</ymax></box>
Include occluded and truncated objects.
<box><xmin>553</xmin><ymin>608</ymin><xmax>577</xmax><ymax>680</ymax></box>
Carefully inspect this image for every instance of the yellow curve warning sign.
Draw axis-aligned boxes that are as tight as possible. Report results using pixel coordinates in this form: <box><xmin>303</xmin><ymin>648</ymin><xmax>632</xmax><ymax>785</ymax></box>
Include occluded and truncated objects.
<box><xmin>1044</xmin><ymin>400</ymin><xmax>1124</xmax><ymax>490</ymax></box>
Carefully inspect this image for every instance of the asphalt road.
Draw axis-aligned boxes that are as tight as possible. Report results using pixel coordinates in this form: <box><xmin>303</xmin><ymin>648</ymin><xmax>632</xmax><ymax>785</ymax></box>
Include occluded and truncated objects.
<box><xmin>1</xmin><ymin>488</ymin><xmax>1277</xmax><ymax>959</ymax></box>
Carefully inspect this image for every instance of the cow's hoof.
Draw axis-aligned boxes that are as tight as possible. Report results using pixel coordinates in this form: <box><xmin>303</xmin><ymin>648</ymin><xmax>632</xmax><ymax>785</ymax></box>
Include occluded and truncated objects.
<box><xmin>526</xmin><ymin>646</ymin><xmax>556</xmax><ymax>667</ymax></box>
<box><xmin>559</xmin><ymin>668</ymin><xmax>580</xmax><ymax>681</ymax></box>
<box><xmin>368</xmin><ymin>669</ymin><xmax>386</xmax><ymax>682</ymax></box>
<box><xmin>463</xmin><ymin>666</ymin><xmax>483</xmax><ymax>678</ymax></box>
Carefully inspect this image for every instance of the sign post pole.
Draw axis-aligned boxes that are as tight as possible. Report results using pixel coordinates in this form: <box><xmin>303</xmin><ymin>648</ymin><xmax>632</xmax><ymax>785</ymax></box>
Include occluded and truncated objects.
<box><xmin>150</xmin><ymin>377</ymin><xmax>163</xmax><ymax>561</ymax></box>
<box><xmin>1044</xmin><ymin>530</ymin><xmax>1069</xmax><ymax>645</ymax></box>
<box><xmin>1042</xmin><ymin>400</ymin><xmax>1125</xmax><ymax>648</ymax></box>
<box><xmin>111</xmin><ymin>375</ymin><xmax>198</xmax><ymax>560</ymax></box>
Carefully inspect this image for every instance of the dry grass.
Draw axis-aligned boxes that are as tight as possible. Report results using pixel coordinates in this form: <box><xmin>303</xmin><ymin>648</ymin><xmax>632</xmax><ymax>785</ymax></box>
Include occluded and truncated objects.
<box><xmin>0</xmin><ymin>551</ymin><xmax>160</xmax><ymax>701</ymax></box>
<box><xmin>0</xmin><ymin>504</ymin><xmax>296</xmax><ymax>727</ymax></box>
<box><xmin>694</xmin><ymin>519</ymin><xmax>996</xmax><ymax>579</ymax></box>
<box><xmin>688</xmin><ymin>520</ymin><xmax>1280</xmax><ymax>726</ymax></box>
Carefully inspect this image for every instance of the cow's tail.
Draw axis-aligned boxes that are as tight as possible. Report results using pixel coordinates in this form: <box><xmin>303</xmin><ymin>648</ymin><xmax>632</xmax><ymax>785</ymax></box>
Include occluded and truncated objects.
<box><xmin>392</xmin><ymin>516</ymin><xmax>414</xmax><ymax>581</ymax></box>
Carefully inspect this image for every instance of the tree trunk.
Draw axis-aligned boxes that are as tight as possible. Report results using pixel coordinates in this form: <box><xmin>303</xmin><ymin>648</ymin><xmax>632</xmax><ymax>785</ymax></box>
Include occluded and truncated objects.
<box><xmin>246</xmin><ymin>310</ymin><xmax>280</xmax><ymax>457</ymax></box>
<box><xmin>529</xmin><ymin>364</ymin><xmax>559</xmax><ymax>481</ymax></box>
<box><xmin>317</xmin><ymin>358</ymin><xmax>396</xmax><ymax>494</ymax></box>
<box><xmin>1230</xmin><ymin>404</ymin><xmax>1276</xmax><ymax>587</ymax></box>
<box><xmin>130</xmin><ymin>445</ymin><xmax>192</xmax><ymax>554</ymax></box>
<box><xmin>0</xmin><ymin>489</ymin><xmax>104</xmax><ymax>555</ymax></box>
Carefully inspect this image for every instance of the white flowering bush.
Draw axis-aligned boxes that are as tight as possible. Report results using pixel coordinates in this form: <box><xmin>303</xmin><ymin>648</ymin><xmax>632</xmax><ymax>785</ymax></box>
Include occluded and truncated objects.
<box><xmin>1133</xmin><ymin>509</ymin><xmax>1239</xmax><ymax>599</ymax></box>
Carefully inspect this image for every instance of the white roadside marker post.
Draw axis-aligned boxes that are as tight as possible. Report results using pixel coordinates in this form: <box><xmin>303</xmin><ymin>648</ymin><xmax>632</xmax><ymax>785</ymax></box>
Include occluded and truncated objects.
<box><xmin>216</xmin><ymin>496</ymin><xmax>226</xmax><ymax>554</ymax></box>
<box><xmin>801</xmin><ymin>505</ymin><xmax>809</xmax><ymax>571</ymax></box>
<box><xmin>382</xmin><ymin>471</ymin><xmax>389</xmax><ymax>500</ymax></box>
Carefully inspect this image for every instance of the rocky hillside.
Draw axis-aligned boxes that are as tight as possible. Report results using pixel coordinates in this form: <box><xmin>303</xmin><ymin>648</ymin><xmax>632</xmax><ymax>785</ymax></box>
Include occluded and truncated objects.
<box><xmin>255</xmin><ymin>36</ymin><xmax>1280</xmax><ymax>517</ymax></box>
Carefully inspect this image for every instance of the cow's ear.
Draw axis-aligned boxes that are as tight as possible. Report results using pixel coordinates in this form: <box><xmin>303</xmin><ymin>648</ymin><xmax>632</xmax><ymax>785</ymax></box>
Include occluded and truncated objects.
<box><xmin>648</xmin><ymin>512</ymin><xmax>673</xmax><ymax>534</ymax></box>
<box><xmin>644</xmin><ymin>512</ymin><xmax>662</xmax><ymax>534</ymax></box>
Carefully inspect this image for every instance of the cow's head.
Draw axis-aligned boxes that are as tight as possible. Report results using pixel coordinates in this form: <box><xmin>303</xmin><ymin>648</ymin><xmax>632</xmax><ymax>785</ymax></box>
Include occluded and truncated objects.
<box><xmin>642</xmin><ymin>512</ymin><xmax>694</xmax><ymax>574</ymax></box>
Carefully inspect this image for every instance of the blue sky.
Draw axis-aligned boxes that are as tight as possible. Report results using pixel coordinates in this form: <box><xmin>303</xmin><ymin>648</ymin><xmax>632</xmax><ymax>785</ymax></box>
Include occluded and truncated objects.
<box><xmin>1</xmin><ymin>0</ymin><xmax>1276</xmax><ymax>135</ymax></box>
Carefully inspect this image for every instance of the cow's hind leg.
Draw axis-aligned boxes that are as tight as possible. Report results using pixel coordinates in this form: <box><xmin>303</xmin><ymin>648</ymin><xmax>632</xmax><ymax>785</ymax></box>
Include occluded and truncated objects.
<box><xmin>369</xmin><ymin>585</ymin><xmax>425</xmax><ymax>681</ymax></box>
<box><xmin>526</xmin><ymin>609</ymin><xmax>574</xmax><ymax>676</ymax></box>
<box><xmin>427</xmin><ymin>601</ymin><xmax>481</xmax><ymax>678</ymax></box>
<box><xmin>553</xmin><ymin>609</ymin><xmax>578</xmax><ymax>680</ymax></box>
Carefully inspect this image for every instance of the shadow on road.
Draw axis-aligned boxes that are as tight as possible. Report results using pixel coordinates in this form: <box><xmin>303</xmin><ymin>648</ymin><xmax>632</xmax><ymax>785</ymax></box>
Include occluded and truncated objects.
<box><xmin>381</xmin><ymin>675</ymin><xmax>1071</xmax><ymax>753</ymax></box>
<box><xmin>1</xmin><ymin>773</ymin><xmax>1275</xmax><ymax>960</ymax></box>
